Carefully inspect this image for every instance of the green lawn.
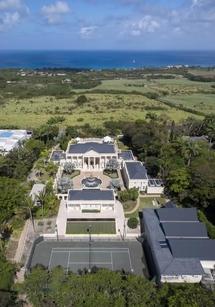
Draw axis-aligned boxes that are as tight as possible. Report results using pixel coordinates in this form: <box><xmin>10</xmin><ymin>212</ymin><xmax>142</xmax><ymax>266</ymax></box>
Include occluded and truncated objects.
<box><xmin>66</xmin><ymin>220</ymin><xmax>116</xmax><ymax>234</ymax></box>
<box><xmin>103</xmin><ymin>170</ymin><xmax>118</xmax><ymax>179</ymax></box>
<box><xmin>70</xmin><ymin>170</ymin><xmax>80</xmax><ymax>178</ymax></box>
<box><xmin>139</xmin><ymin>197</ymin><xmax>166</xmax><ymax>209</ymax></box>
<box><xmin>125</xmin><ymin>196</ymin><xmax>166</xmax><ymax>218</ymax></box>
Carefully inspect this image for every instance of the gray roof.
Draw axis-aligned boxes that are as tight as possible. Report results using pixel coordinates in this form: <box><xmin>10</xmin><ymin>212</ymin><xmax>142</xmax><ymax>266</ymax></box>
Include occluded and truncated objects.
<box><xmin>161</xmin><ymin>222</ymin><xmax>208</xmax><ymax>239</ymax></box>
<box><xmin>125</xmin><ymin>161</ymin><xmax>148</xmax><ymax>180</ymax></box>
<box><xmin>156</xmin><ymin>208</ymin><xmax>198</xmax><ymax>222</ymax></box>
<box><xmin>164</xmin><ymin>201</ymin><xmax>177</xmax><ymax>208</ymax></box>
<box><xmin>119</xmin><ymin>150</ymin><xmax>134</xmax><ymax>161</ymax></box>
<box><xmin>68</xmin><ymin>189</ymin><xmax>114</xmax><ymax>201</ymax></box>
<box><xmin>50</xmin><ymin>150</ymin><xmax>66</xmax><ymax>161</ymax></box>
<box><xmin>68</xmin><ymin>142</ymin><xmax>116</xmax><ymax>154</ymax></box>
<box><xmin>142</xmin><ymin>209</ymin><xmax>173</xmax><ymax>276</ymax></box>
<box><xmin>163</xmin><ymin>258</ymin><xmax>204</xmax><ymax>276</ymax></box>
<box><xmin>142</xmin><ymin>208</ymin><xmax>207</xmax><ymax>277</ymax></box>
<box><xmin>168</xmin><ymin>239</ymin><xmax>215</xmax><ymax>261</ymax></box>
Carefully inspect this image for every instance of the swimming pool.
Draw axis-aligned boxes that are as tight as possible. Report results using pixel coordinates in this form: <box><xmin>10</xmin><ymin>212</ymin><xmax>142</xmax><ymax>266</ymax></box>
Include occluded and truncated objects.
<box><xmin>0</xmin><ymin>131</ymin><xmax>13</xmax><ymax>138</ymax></box>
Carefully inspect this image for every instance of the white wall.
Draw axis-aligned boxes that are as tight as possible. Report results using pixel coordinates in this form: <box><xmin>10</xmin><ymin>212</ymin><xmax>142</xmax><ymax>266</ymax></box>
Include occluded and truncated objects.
<box><xmin>201</xmin><ymin>260</ymin><xmax>215</xmax><ymax>270</ymax></box>
<box><xmin>147</xmin><ymin>186</ymin><xmax>164</xmax><ymax>194</ymax></box>
<box><xmin>161</xmin><ymin>275</ymin><xmax>202</xmax><ymax>283</ymax></box>
<box><xmin>128</xmin><ymin>179</ymin><xmax>148</xmax><ymax>191</ymax></box>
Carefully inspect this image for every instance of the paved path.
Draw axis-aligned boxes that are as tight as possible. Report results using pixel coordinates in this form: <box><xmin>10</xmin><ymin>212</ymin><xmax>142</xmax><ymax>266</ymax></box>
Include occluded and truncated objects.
<box><xmin>124</xmin><ymin>197</ymin><xmax>140</xmax><ymax>215</ymax></box>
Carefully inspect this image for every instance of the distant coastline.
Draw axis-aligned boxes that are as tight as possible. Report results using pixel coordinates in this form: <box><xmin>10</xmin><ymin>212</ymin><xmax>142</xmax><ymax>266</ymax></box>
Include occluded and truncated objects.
<box><xmin>0</xmin><ymin>50</ymin><xmax>215</xmax><ymax>69</ymax></box>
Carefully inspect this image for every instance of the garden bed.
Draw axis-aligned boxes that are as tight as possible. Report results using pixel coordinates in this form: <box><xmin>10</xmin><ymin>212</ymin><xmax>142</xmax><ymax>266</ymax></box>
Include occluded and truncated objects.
<box><xmin>103</xmin><ymin>170</ymin><xmax>119</xmax><ymax>179</ymax></box>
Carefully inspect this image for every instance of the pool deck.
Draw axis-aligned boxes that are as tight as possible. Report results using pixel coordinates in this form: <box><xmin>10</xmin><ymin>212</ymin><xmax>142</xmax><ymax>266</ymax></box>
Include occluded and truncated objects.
<box><xmin>72</xmin><ymin>171</ymin><xmax>122</xmax><ymax>189</ymax></box>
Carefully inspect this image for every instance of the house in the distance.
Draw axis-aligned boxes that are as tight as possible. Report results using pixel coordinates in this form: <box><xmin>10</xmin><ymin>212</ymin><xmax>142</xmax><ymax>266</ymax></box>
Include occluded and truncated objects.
<box><xmin>0</xmin><ymin>130</ymin><xmax>32</xmax><ymax>155</ymax></box>
<box><xmin>142</xmin><ymin>207</ymin><xmax>215</xmax><ymax>284</ymax></box>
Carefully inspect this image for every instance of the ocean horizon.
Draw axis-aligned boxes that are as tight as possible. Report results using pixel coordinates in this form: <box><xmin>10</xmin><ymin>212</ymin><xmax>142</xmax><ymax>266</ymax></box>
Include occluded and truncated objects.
<box><xmin>0</xmin><ymin>50</ymin><xmax>215</xmax><ymax>69</ymax></box>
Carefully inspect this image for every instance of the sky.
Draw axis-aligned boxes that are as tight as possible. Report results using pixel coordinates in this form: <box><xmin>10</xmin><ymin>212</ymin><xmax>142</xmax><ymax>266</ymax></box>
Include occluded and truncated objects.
<box><xmin>0</xmin><ymin>0</ymin><xmax>215</xmax><ymax>50</ymax></box>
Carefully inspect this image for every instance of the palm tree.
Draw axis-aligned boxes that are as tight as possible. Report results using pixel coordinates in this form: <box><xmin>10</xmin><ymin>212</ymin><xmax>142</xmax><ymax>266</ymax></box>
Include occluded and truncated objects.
<box><xmin>37</xmin><ymin>190</ymin><xmax>46</xmax><ymax>219</ymax></box>
<box><xmin>23</xmin><ymin>196</ymin><xmax>35</xmax><ymax>232</ymax></box>
<box><xmin>180</xmin><ymin>140</ymin><xmax>200</xmax><ymax>166</ymax></box>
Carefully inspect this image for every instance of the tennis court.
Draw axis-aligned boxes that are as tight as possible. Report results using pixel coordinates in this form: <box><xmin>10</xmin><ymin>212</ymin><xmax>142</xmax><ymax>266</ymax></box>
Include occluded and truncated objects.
<box><xmin>29</xmin><ymin>240</ymin><xmax>147</xmax><ymax>276</ymax></box>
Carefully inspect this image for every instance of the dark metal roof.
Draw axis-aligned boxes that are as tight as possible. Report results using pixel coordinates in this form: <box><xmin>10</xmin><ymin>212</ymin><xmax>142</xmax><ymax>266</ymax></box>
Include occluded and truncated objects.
<box><xmin>161</xmin><ymin>222</ymin><xmax>208</xmax><ymax>239</ymax></box>
<box><xmin>156</xmin><ymin>208</ymin><xmax>198</xmax><ymax>222</ymax></box>
<box><xmin>168</xmin><ymin>239</ymin><xmax>215</xmax><ymax>260</ymax></box>
<box><xmin>164</xmin><ymin>201</ymin><xmax>177</xmax><ymax>208</ymax></box>
<box><xmin>125</xmin><ymin>161</ymin><xmax>148</xmax><ymax>180</ymax></box>
<box><xmin>68</xmin><ymin>142</ymin><xmax>116</xmax><ymax>154</ymax></box>
<box><xmin>68</xmin><ymin>189</ymin><xmax>114</xmax><ymax>201</ymax></box>
<box><xmin>163</xmin><ymin>258</ymin><xmax>204</xmax><ymax>276</ymax></box>
<box><xmin>119</xmin><ymin>150</ymin><xmax>134</xmax><ymax>161</ymax></box>
<box><xmin>142</xmin><ymin>208</ymin><xmax>209</xmax><ymax>277</ymax></box>
<box><xmin>50</xmin><ymin>150</ymin><xmax>66</xmax><ymax>161</ymax></box>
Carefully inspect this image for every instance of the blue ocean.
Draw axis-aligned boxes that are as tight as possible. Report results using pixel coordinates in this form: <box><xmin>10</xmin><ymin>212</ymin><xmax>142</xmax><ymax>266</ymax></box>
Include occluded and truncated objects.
<box><xmin>0</xmin><ymin>50</ymin><xmax>215</xmax><ymax>69</ymax></box>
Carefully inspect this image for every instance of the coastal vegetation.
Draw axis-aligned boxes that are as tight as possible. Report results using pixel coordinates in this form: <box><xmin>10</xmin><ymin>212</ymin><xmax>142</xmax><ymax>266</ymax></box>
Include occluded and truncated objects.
<box><xmin>0</xmin><ymin>67</ymin><xmax>215</xmax><ymax>128</ymax></box>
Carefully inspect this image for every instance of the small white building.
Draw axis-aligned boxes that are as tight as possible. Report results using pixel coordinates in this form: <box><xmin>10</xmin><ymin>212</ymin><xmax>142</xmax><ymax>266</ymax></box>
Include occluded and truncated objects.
<box><xmin>122</xmin><ymin>161</ymin><xmax>148</xmax><ymax>191</ymax></box>
<box><xmin>0</xmin><ymin>130</ymin><xmax>32</xmax><ymax>155</ymax></box>
<box><xmin>147</xmin><ymin>179</ymin><xmax>164</xmax><ymax>194</ymax></box>
<box><xmin>67</xmin><ymin>189</ymin><xmax>115</xmax><ymax>213</ymax></box>
<box><xmin>122</xmin><ymin>161</ymin><xmax>164</xmax><ymax>194</ymax></box>
<box><xmin>56</xmin><ymin>189</ymin><xmax>125</xmax><ymax>237</ymax></box>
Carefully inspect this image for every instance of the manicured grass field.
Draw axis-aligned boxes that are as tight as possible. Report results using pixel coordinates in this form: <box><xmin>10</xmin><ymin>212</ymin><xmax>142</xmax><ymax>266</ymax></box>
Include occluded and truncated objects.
<box><xmin>66</xmin><ymin>220</ymin><xmax>116</xmax><ymax>234</ymax></box>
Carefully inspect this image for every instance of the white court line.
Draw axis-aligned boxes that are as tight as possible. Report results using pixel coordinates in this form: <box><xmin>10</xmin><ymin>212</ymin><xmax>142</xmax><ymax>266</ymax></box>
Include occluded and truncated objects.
<box><xmin>52</xmin><ymin>250</ymin><xmax>113</xmax><ymax>253</ymax></box>
<box><xmin>68</xmin><ymin>262</ymin><xmax>112</xmax><ymax>265</ymax></box>
<box><xmin>48</xmin><ymin>249</ymin><xmax>53</xmax><ymax>270</ymax></box>
<box><xmin>127</xmin><ymin>248</ymin><xmax>133</xmax><ymax>272</ymax></box>
<box><xmin>110</xmin><ymin>252</ymin><xmax>114</xmax><ymax>270</ymax></box>
<box><xmin>52</xmin><ymin>247</ymin><xmax>129</xmax><ymax>251</ymax></box>
<box><xmin>66</xmin><ymin>251</ymin><xmax>70</xmax><ymax>273</ymax></box>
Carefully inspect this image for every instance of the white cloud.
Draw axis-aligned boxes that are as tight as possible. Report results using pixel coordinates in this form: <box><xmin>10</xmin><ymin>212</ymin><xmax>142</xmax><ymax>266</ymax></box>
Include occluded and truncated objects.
<box><xmin>0</xmin><ymin>0</ymin><xmax>21</xmax><ymax>10</ymax></box>
<box><xmin>0</xmin><ymin>11</ymin><xmax>20</xmax><ymax>31</ymax></box>
<box><xmin>41</xmin><ymin>1</ymin><xmax>70</xmax><ymax>24</ymax></box>
<box><xmin>80</xmin><ymin>26</ymin><xmax>97</xmax><ymax>38</ymax></box>
<box><xmin>130</xmin><ymin>15</ymin><xmax>160</xmax><ymax>36</ymax></box>
<box><xmin>0</xmin><ymin>0</ymin><xmax>28</xmax><ymax>31</ymax></box>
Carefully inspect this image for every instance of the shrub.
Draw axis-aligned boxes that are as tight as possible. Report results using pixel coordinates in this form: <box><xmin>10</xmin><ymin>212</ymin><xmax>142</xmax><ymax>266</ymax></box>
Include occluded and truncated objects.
<box><xmin>47</xmin><ymin>116</ymin><xmax>65</xmax><ymax>125</ymax></box>
<box><xmin>127</xmin><ymin>217</ymin><xmax>138</xmax><ymax>229</ymax></box>
<box><xmin>119</xmin><ymin>188</ymin><xmax>139</xmax><ymax>202</ymax></box>
<box><xmin>198</xmin><ymin>210</ymin><xmax>215</xmax><ymax>239</ymax></box>
<box><xmin>76</xmin><ymin>95</ymin><xmax>88</xmax><ymax>105</ymax></box>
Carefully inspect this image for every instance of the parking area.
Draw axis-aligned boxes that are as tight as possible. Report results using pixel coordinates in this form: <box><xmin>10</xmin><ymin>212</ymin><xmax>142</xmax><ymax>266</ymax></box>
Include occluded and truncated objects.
<box><xmin>29</xmin><ymin>240</ymin><xmax>147</xmax><ymax>276</ymax></box>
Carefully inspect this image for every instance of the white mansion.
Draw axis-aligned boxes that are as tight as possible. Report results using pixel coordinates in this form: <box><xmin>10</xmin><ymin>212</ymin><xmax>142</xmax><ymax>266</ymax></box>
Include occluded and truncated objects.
<box><xmin>51</xmin><ymin>136</ymin><xmax>164</xmax><ymax>194</ymax></box>
<box><xmin>52</xmin><ymin>136</ymin><xmax>164</xmax><ymax>237</ymax></box>
<box><xmin>65</xmin><ymin>137</ymin><xmax>118</xmax><ymax>171</ymax></box>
